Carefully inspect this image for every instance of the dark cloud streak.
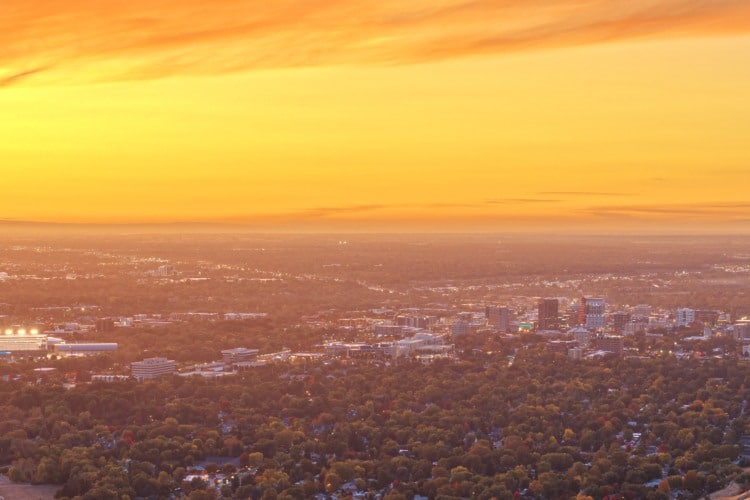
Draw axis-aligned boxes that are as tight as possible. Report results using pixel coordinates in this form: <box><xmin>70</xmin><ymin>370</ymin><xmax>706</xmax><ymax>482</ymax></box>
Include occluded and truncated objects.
<box><xmin>486</xmin><ymin>198</ymin><xmax>561</xmax><ymax>204</ymax></box>
<box><xmin>579</xmin><ymin>201</ymin><xmax>750</xmax><ymax>218</ymax></box>
<box><xmin>0</xmin><ymin>66</ymin><xmax>49</xmax><ymax>87</ymax></box>
<box><xmin>538</xmin><ymin>191</ymin><xmax>633</xmax><ymax>197</ymax></box>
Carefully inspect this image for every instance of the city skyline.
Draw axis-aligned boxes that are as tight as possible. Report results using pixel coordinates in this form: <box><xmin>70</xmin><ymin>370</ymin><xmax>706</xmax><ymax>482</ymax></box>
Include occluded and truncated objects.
<box><xmin>2</xmin><ymin>1</ymin><xmax>750</xmax><ymax>232</ymax></box>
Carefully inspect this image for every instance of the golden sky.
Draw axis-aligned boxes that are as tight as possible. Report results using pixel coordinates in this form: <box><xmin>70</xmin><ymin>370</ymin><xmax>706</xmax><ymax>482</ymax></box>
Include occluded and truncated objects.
<box><xmin>2</xmin><ymin>0</ymin><xmax>750</xmax><ymax>231</ymax></box>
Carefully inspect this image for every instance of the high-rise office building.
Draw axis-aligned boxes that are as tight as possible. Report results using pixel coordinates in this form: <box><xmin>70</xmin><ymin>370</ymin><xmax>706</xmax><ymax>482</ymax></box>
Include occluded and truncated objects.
<box><xmin>485</xmin><ymin>306</ymin><xmax>511</xmax><ymax>333</ymax></box>
<box><xmin>676</xmin><ymin>308</ymin><xmax>695</xmax><ymax>327</ymax></box>
<box><xmin>695</xmin><ymin>310</ymin><xmax>720</xmax><ymax>326</ymax></box>
<box><xmin>537</xmin><ymin>298</ymin><xmax>559</xmax><ymax>330</ymax></box>
<box><xmin>612</xmin><ymin>312</ymin><xmax>630</xmax><ymax>334</ymax></box>
<box><xmin>632</xmin><ymin>304</ymin><xmax>652</xmax><ymax>320</ymax></box>
<box><xmin>451</xmin><ymin>320</ymin><xmax>471</xmax><ymax>336</ymax></box>
<box><xmin>584</xmin><ymin>297</ymin><xmax>606</xmax><ymax>330</ymax></box>
<box><xmin>567</xmin><ymin>300</ymin><xmax>582</xmax><ymax>326</ymax></box>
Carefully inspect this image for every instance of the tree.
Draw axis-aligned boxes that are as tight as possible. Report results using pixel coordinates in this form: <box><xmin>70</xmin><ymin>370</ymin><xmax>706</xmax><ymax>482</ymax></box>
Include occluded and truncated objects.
<box><xmin>682</xmin><ymin>470</ymin><xmax>704</xmax><ymax>493</ymax></box>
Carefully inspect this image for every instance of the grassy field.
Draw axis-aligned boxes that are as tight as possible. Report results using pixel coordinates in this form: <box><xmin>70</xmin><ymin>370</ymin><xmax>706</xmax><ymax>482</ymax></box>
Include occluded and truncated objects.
<box><xmin>0</xmin><ymin>475</ymin><xmax>57</xmax><ymax>500</ymax></box>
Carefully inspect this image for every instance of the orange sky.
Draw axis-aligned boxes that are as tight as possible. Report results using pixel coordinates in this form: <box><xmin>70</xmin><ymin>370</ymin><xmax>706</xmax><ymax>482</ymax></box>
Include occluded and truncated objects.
<box><xmin>2</xmin><ymin>0</ymin><xmax>750</xmax><ymax>232</ymax></box>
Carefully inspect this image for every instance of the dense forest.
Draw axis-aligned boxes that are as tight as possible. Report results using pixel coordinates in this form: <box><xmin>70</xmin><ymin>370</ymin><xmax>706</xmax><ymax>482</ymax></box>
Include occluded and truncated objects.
<box><xmin>2</xmin><ymin>348</ymin><xmax>750</xmax><ymax>499</ymax></box>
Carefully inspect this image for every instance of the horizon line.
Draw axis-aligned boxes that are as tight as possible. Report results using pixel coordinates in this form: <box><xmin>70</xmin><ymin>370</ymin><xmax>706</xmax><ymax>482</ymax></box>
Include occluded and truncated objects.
<box><xmin>0</xmin><ymin>219</ymin><xmax>749</xmax><ymax>237</ymax></box>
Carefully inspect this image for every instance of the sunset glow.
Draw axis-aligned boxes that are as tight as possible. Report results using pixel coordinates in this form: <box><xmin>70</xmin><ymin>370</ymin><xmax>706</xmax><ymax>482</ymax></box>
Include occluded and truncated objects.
<box><xmin>2</xmin><ymin>1</ymin><xmax>750</xmax><ymax>231</ymax></box>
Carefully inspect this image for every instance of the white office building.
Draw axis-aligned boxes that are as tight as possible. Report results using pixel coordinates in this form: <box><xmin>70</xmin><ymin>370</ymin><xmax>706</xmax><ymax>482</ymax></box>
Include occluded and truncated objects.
<box><xmin>676</xmin><ymin>308</ymin><xmax>695</xmax><ymax>327</ymax></box>
<box><xmin>0</xmin><ymin>329</ymin><xmax>47</xmax><ymax>354</ymax></box>
<box><xmin>584</xmin><ymin>298</ymin><xmax>606</xmax><ymax>330</ymax></box>
<box><xmin>131</xmin><ymin>357</ymin><xmax>177</xmax><ymax>381</ymax></box>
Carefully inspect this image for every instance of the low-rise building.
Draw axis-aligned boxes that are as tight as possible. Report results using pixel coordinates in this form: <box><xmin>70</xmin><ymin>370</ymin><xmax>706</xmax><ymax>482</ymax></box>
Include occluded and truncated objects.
<box><xmin>324</xmin><ymin>342</ymin><xmax>370</xmax><ymax>357</ymax></box>
<box><xmin>451</xmin><ymin>321</ymin><xmax>470</xmax><ymax>335</ymax></box>
<box><xmin>0</xmin><ymin>330</ymin><xmax>47</xmax><ymax>355</ymax></box>
<box><xmin>221</xmin><ymin>347</ymin><xmax>259</xmax><ymax>363</ymax></box>
<box><xmin>568</xmin><ymin>347</ymin><xmax>584</xmax><ymax>360</ymax></box>
<box><xmin>595</xmin><ymin>335</ymin><xmax>624</xmax><ymax>356</ymax></box>
<box><xmin>54</xmin><ymin>343</ymin><xmax>118</xmax><ymax>357</ymax></box>
<box><xmin>373</xmin><ymin>323</ymin><xmax>404</xmax><ymax>336</ymax></box>
<box><xmin>548</xmin><ymin>340</ymin><xmax>577</xmax><ymax>354</ymax></box>
<box><xmin>91</xmin><ymin>374</ymin><xmax>130</xmax><ymax>382</ymax></box>
<box><xmin>735</xmin><ymin>321</ymin><xmax>750</xmax><ymax>340</ymax></box>
<box><xmin>223</xmin><ymin>312</ymin><xmax>268</xmax><ymax>320</ymax></box>
<box><xmin>569</xmin><ymin>327</ymin><xmax>591</xmax><ymax>347</ymax></box>
<box><xmin>131</xmin><ymin>357</ymin><xmax>177</xmax><ymax>381</ymax></box>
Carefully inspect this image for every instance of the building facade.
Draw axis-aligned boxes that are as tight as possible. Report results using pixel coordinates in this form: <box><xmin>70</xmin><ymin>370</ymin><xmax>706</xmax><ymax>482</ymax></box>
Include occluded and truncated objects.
<box><xmin>676</xmin><ymin>308</ymin><xmax>696</xmax><ymax>328</ymax></box>
<box><xmin>584</xmin><ymin>298</ymin><xmax>606</xmax><ymax>330</ymax></box>
<box><xmin>612</xmin><ymin>312</ymin><xmax>631</xmax><ymax>334</ymax></box>
<box><xmin>373</xmin><ymin>323</ymin><xmax>404</xmax><ymax>336</ymax></box>
<box><xmin>570</xmin><ymin>327</ymin><xmax>592</xmax><ymax>347</ymax></box>
<box><xmin>485</xmin><ymin>306</ymin><xmax>511</xmax><ymax>333</ymax></box>
<box><xmin>54</xmin><ymin>343</ymin><xmax>118</xmax><ymax>357</ymax></box>
<box><xmin>221</xmin><ymin>348</ymin><xmax>259</xmax><ymax>363</ymax></box>
<box><xmin>537</xmin><ymin>298</ymin><xmax>559</xmax><ymax>331</ymax></box>
<box><xmin>0</xmin><ymin>331</ymin><xmax>47</xmax><ymax>355</ymax></box>
<box><xmin>595</xmin><ymin>335</ymin><xmax>624</xmax><ymax>356</ymax></box>
<box><xmin>131</xmin><ymin>357</ymin><xmax>177</xmax><ymax>381</ymax></box>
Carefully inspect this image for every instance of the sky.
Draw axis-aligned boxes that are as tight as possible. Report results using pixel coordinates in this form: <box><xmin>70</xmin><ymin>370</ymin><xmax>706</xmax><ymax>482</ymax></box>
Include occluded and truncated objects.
<box><xmin>2</xmin><ymin>0</ymin><xmax>750</xmax><ymax>232</ymax></box>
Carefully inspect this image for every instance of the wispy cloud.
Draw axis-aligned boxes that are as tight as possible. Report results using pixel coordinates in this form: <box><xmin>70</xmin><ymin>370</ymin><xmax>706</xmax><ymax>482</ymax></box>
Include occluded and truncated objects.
<box><xmin>0</xmin><ymin>66</ymin><xmax>50</xmax><ymax>87</ymax></box>
<box><xmin>230</xmin><ymin>199</ymin><xmax>750</xmax><ymax>224</ymax></box>
<box><xmin>486</xmin><ymin>198</ymin><xmax>561</xmax><ymax>204</ymax></box>
<box><xmin>538</xmin><ymin>191</ymin><xmax>633</xmax><ymax>197</ymax></box>
<box><xmin>299</xmin><ymin>204</ymin><xmax>391</xmax><ymax>218</ymax></box>
<box><xmin>2</xmin><ymin>0</ymin><xmax>750</xmax><ymax>86</ymax></box>
<box><xmin>219</xmin><ymin>199</ymin><xmax>565</xmax><ymax>222</ymax></box>
<box><xmin>580</xmin><ymin>201</ymin><xmax>750</xmax><ymax>219</ymax></box>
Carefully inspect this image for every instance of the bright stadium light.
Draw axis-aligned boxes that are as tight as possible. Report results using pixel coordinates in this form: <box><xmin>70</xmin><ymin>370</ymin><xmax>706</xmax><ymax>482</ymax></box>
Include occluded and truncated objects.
<box><xmin>3</xmin><ymin>328</ymin><xmax>11</xmax><ymax>335</ymax></box>
<box><xmin>17</xmin><ymin>328</ymin><xmax>26</xmax><ymax>335</ymax></box>
<box><xmin>30</xmin><ymin>328</ymin><xmax>39</xmax><ymax>335</ymax></box>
